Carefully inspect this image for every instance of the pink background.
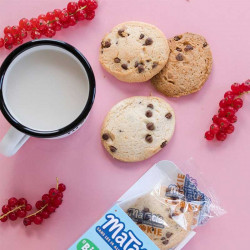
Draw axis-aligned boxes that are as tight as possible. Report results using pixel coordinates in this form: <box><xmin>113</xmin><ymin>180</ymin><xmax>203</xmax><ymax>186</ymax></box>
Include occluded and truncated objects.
<box><xmin>0</xmin><ymin>0</ymin><xmax>250</xmax><ymax>249</ymax></box>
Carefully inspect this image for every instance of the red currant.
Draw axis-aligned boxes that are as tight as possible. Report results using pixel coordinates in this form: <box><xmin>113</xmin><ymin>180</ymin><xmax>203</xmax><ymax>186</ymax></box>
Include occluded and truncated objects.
<box><xmin>68</xmin><ymin>16</ymin><xmax>77</xmax><ymax>26</ymax></box>
<box><xmin>231</xmin><ymin>83</ymin><xmax>242</xmax><ymax>95</ymax></box>
<box><xmin>58</xmin><ymin>183</ymin><xmax>66</xmax><ymax>192</ymax></box>
<box><xmin>20</xmin><ymin>29</ymin><xmax>27</xmax><ymax>39</ymax></box>
<box><xmin>37</xmin><ymin>19</ymin><xmax>48</xmax><ymax>31</ymax></box>
<box><xmin>225</xmin><ymin>106</ymin><xmax>236</xmax><ymax>118</ymax></box>
<box><xmin>224</xmin><ymin>91</ymin><xmax>235</xmax><ymax>98</ymax></box>
<box><xmin>216</xmin><ymin>132</ymin><xmax>227</xmax><ymax>141</ymax></box>
<box><xmin>218</xmin><ymin>108</ymin><xmax>226</xmax><ymax>118</ymax></box>
<box><xmin>24</xmin><ymin>21</ymin><xmax>33</xmax><ymax>31</ymax></box>
<box><xmin>62</xmin><ymin>21</ymin><xmax>70</xmax><ymax>28</ymax></box>
<box><xmin>30</xmin><ymin>30</ymin><xmax>42</xmax><ymax>39</ymax></box>
<box><xmin>57</xmin><ymin>192</ymin><xmax>64</xmax><ymax>198</ymax></box>
<box><xmin>45</xmin><ymin>28</ymin><xmax>56</xmax><ymax>38</ymax></box>
<box><xmin>30</xmin><ymin>17</ymin><xmax>38</xmax><ymax>26</ymax></box>
<box><xmin>36</xmin><ymin>200</ymin><xmax>44</xmax><ymax>209</ymax></box>
<box><xmin>47</xmin><ymin>205</ymin><xmax>56</xmax><ymax>213</ymax></box>
<box><xmin>233</xmin><ymin>98</ymin><xmax>243</xmax><ymax>110</ymax></box>
<box><xmin>46</xmin><ymin>11</ymin><xmax>55</xmax><ymax>21</ymax></box>
<box><xmin>1</xmin><ymin>215</ymin><xmax>8</xmax><ymax>222</ymax></box>
<box><xmin>23</xmin><ymin>217</ymin><xmax>32</xmax><ymax>226</ymax></box>
<box><xmin>54</xmin><ymin>9</ymin><xmax>62</xmax><ymax>17</ymax></box>
<box><xmin>86</xmin><ymin>0</ymin><xmax>98</xmax><ymax>11</ymax></box>
<box><xmin>219</xmin><ymin>117</ymin><xmax>230</xmax><ymax>128</ymax></box>
<box><xmin>59</xmin><ymin>9</ymin><xmax>69</xmax><ymax>22</ymax></box>
<box><xmin>9</xmin><ymin>212</ymin><xmax>17</xmax><ymax>221</ymax></box>
<box><xmin>11</xmin><ymin>26</ymin><xmax>21</xmax><ymax>38</ymax></box>
<box><xmin>219</xmin><ymin>99</ymin><xmax>227</xmax><ymax>108</ymax></box>
<box><xmin>25</xmin><ymin>204</ymin><xmax>32</xmax><ymax>211</ymax></box>
<box><xmin>205</xmin><ymin>131</ymin><xmax>214</xmax><ymax>140</ymax></box>
<box><xmin>52</xmin><ymin>197</ymin><xmax>62</xmax><ymax>207</ymax></box>
<box><xmin>0</xmin><ymin>38</ymin><xmax>4</xmax><ymax>48</ymax></box>
<box><xmin>244</xmin><ymin>80</ymin><xmax>250</xmax><ymax>91</ymax></box>
<box><xmin>75</xmin><ymin>9</ymin><xmax>86</xmax><ymax>21</ymax></box>
<box><xmin>224</xmin><ymin>95</ymin><xmax>234</xmax><ymax>105</ymax></box>
<box><xmin>38</xmin><ymin>14</ymin><xmax>47</xmax><ymax>21</ymax></box>
<box><xmin>42</xmin><ymin>194</ymin><xmax>50</xmax><ymax>204</ymax></box>
<box><xmin>4</xmin><ymin>26</ymin><xmax>12</xmax><ymax>34</ymax></box>
<box><xmin>54</xmin><ymin>21</ymin><xmax>62</xmax><ymax>31</ymax></box>
<box><xmin>19</xmin><ymin>18</ymin><xmax>29</xmax><ymax>29</ymax></box>
<box><xmin>49</xmin><ymin>188</ymin><xmax>59</xmax><ymax>198</ymax></box>
<box><xmin>225</xmin><ymin>124</ymin><xmax>234</xmax><ymax>134</ymax></box>
<box><xmin>16</xmin><ymin>210</ymin><xmax>27</xmax><ymax>218</ymax></box>
<box><xmin>2</xmin><ymin>205</ymin><xmax>10</xmax><ymax>214</ymax></box>
<box><xmin>18</xmin><ymin>198</ymin><xmax>27</xmax><ymax>206</ymax></box>
<box><xmin>4</xmin><ymin>33</ymin><xmax>14</xmax><ymax>45</ymax></box>
<box><xmin>78</xmin><ymin>0</ymin><xmax>87</xmax><ymax>8</ymax></box>
<box><xmin>33</xmin><ymin>215</ymin><xmax>43</xmax><ymax>225</ymax></box>
<box><xmin>228</xmin><ymin>115</ymin><xmax>237</xmax><ymax>123</ymax></box>
<box><xmin>210</xmin><ymin>124</ymin><xmax>219</xmax><ymax>134</ymax></box>
<box><xmin>4</xmin><ymin>43</ymin><xmax>13</xmax><ymax>50</ymax></box>
<box><xmin>67</xmin><ymin>2</ymin><xmax>78</xmax><ymax>13</ymax></box>
<box><xmin>41</xmin><ymin>211</ymin><xmax>50</xmax><ymax>219</ymax></box>
<box><xmin>86</xmin><ymin>10</ymin><xmax>95</xmax><ymax>20</ymax></box>
<box><xmin>8</xmin><ymin>197</ymin><xmax>18</xmax><ymax>207</ymax></box>
<box><xmin>212</xmin><ymin>115</ymin><xmax>220</xmax><ymax>124</ymax></box>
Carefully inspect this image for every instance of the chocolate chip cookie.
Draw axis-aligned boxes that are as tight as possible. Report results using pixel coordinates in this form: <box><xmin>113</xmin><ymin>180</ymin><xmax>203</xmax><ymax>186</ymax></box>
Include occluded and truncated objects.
<box><xmin>101</xmin><ymin>96</ymin><xmax>175</xmax><ymax>162</ymax></box>
<box><xmin>151</xmin><ymin>33</ymin><xmax>213</xmax><ymax>97</ymax></box>
<box><xmin>124</xmin><ymin>191</ymin><xmax>194</xmax><ymax>249</ymax></box>
<box><xmin>99</xmin><ymin>21</ymin><xmax>170</xmax><ymax>82</ymax></box>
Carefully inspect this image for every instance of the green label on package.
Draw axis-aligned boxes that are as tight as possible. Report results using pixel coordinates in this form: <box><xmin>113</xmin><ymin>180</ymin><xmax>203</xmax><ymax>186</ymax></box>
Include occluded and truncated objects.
<box><xmin>77</xmin><ymin>238</ymin><xmax>99</xmax><ymax>250</ymax></box>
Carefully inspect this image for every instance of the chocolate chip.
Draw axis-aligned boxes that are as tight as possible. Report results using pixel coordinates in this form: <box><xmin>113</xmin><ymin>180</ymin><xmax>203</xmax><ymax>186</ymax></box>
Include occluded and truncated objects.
<box><xmin>114</xmin><ymin>57</ymin><xmax>121</xmax><ymax>63</ymax></box>
<box><xmin>174</xmin><ymin>36</ymin><xmax>181</xmax><ymax>41</ymax></box>
<box><xmin>203</xmin><ymin>42</ymin><xmax>208</xmax><ymax>47</ymax></box>
<box><xmin>161</xmin><ymin>237</ymin><xmax>166</xmax><ymax>241</ymax></box>
<box><xmin>162</xmin><ymin>240</ymin><xmax>169</xmax><ymax>245</ymax></box>
<box><xmin>134</xmin><ymin>61</ymin><xmax>139</xmax><ymax>68</ymax></box>
<box><xmin>118</xmin><ymin>29</ymin><xmax>125</xmax><ymax>37</ymax></box>
<box><xmin>152</xmin><ymin>62</ymin><xmax>158</xmax><ymax>68</ymax></box>
<box><xmin>147</xmin><ymin>122</ymin><xmax>155</xmax><ymax>131</ymax></box>
<box><xmin>138</xmin><ymin>65</ymin><xmax>144</xmax><ymax>73</ymax></box>
<box><xmin>166</xmin><ymin>232</ymin><xmax>173</xmax><ymax>238</ymax></box>
<box><xmin>102</xmin><ymin>133</ymin><xmax>109</xmax><ymax>140</ymax></box>
<box><xmin>147</xmin><ymin>104</ymin><xmax>154</xmax><ymax>109</ymax></box>
<box><xmin>161</xmin><ymin>141</ymin><xmax>167</xmax><ymax>148</ymax></box>
<box><xmin>176</xmin><ymin>47</ymin><xmax>182</xmax><ymax>52</ymax></box>
<box><xmin>145</xmin><ymin>110</ymin><xmax>153</xmax><ymax>118</ymax></box>
<box><xmin>145</xmin><ymin>134</ymin><xmax>153</xmax><ymax>143</ymax></box>
<box><xmin>151</xmin><ymin>227</ymin><xmax>154</xmax><ymax>231</ymax></box>
<box><xmin>144</xmin><ymin>38</ymin><xmax>153</xmax><ymax>45</ymax></box>
<box><xmin>176</xmin><ymin>53</ymin><xmax>184</xmax><ymax>61</ymax></box>
<box><xmin>184</xmin><ymin>44</ymin><xmax>193</xmax><ymax>51</ymax></box>
<box><xmin>165</xmin><ymin>112</ymin><xmax>172</xmax><ymax>119</ymax></box>
<box><xmin>102</xmin><ymin>41</ymin><xmax>111</xmax><ymax>48</ymax></box>
<box><xmin>143</xmin><ymin>207</ymin><xmax>149</xmax><ymax>212</ymax></box>
<box><xmin>139</xmin><ymin>34</ymin><xmax>145</xmax><ymax>39</ymax></box>
<box><xmin>146</xmin><ymin>59</ymin><xmax>151</xmax><ymax>62</ymax></box>
<box><xmin>109</xmin><ymin>146</ymin><xmax>117</xmax><ymax>152</ymax></box>
<box><xmin>121</xmin><ymin>64</ymin><xmax>128</xmax><ymax>70</ymax></box>
<box><xmin>180</xmin><ymin>207</ymin><xmax>184</xmax><ymax>213</ymax></box>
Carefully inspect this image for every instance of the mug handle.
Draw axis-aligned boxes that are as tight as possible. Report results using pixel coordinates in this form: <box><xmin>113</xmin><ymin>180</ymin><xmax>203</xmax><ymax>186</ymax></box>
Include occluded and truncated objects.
<box><xmin>0</xmin><ymin>127</ymin><xmax>30</xmax><ymax>157</ymax></box>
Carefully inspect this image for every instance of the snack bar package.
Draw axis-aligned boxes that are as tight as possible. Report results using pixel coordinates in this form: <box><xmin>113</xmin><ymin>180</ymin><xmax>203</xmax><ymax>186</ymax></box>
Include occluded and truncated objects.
<box><xmin>69</xmin><ymin>161</ymin><xmax>224</xmax><ymax>250</ymax></box>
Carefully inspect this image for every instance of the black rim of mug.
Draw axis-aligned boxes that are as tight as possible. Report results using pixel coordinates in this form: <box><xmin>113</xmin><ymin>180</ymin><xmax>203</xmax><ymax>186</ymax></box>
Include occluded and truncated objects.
<box><xmin>0</xmin><ymin>39</ymin><xmax>96</xmax><ymax>138</ymax></box>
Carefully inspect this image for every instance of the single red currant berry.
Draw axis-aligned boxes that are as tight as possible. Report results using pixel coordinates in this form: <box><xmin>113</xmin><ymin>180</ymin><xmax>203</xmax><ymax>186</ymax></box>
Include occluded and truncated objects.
<box><xmin>24</xmin><ymin>21</ymin><xmax>33</xmax><ymax>31</ymax></box>
<box><xmin>219</xmin><ymin>99</ymin><xmax>227</xmax><ymax>108</ymax></box>
<box><xmin>33</xmin><ymin>215</ymin><xmax>43</xmax><ymax>225</ymax></box>
<box><xmin>225</xmin><ymin>106</ymin><xmax>236</xmax><ymax>118</ymax></box>
<box><xmin>2</xmin><ymin>205</ymin><xmax>10</xmax><ymax>213</ymax></box>
<box><xmin>47</xmin><ymin>205</ymin><xmax>56</xmax><ymax>213</ymax></box>
<box><xmin>41</xmin><ymin>211</ymin><xmax>50</xmax><ymax>219</ymax></box>
<box><xmin>16</xmin><ymin>210</ymin><xmax>27</xmax><ymax>218</ymax></box>
<box><xmin>8</xmin><ymin>197</ymin><xmax>18</xmax><ymax>207</ymax></box>
<box><xmin>46</xmin><ymin>11</ymin><xmax>55</xmax><ymax>21</ymax></box>
<box><xmin>20</xmin><ymin>29</ymin><xmax>27</xmax><ymax>39</ymax></box>
<box><xmin>224</xmin><ymin>95</ymin><xmax>234</xmax><ymax>105</ymax></box>
<box><xmin>224</xmin><ymin>91</ymin><xmax>235</xmax><ymax>98</ymax></box>
<box><xmin>5</xmin><ymin>43</ymin><xmax>13</xmax><ymax>50</ymax></box>
<box><xmin>1</xmin><ymin>215</ymin><xmax>8</xmax><ymax>222</ymax></box>
<box><xmin>225</xmin><ymin>124</ymin><xmax>235</xmax><ymax>134</ymax></box>
<box><xmin>18</xmin><ymin>198</ymin><xmax>27</xmax><ymax>206</ymax></box>
<box><xmin>9</xmin><ymin>212</ymin><xmax>17</xmax><ymax>221</ymax></box>
<box><xmin>216</xmin><ymin>132</ymin><xmax>227</xmax><ymax>141</ymax></box>
<box><xmin>19</xmin><ymin>18</ymin><xmax>29</xmax><ymax>29</ymax></box>
<box><xmin>23</xmin><ymin>218</ymin><xmax>32</xmax><ymax>226</ymax></box>
<box><xmin>25</xmin><ymin>204</ymin><xmax>32</xmax><ymax>211</ymax></box>
<box><xmin>86</xmin><ymin>10</ymin><xmax>95</xmax><ymax>20</ymax></box>
<box><xmin>219</xmin><ymin>117</ymin><xmax>230</xmax><ymax>128</ymax></box>
<box><xmin>67</xmin><ymin>2</ymin><xmax>78</xmax><ymax>13</ymax></box>
<box><xmin>4</xmin><ymin>26</ymin><xmax>12</xmax><ymax>34</ymax></box>
<box><xmin>59</xmin><ymin>9</ymin><xmax>69</xmax><ymax>22</ymax></box>
<box><xmin>86</xmin><ymin>0</ymin><xmax>98</xmax><ymax>11</ymax></box>
<box><xmin>228</xmin><ymin>115</ymin><xmax>237</xmax><ymax>123</ymax></box>
<box><xmin>42</xmin><ymin>194</ymin><xmax>50</xmax><ymax>204</ymax></box>
<box><xmin>54</xmin><ymin>9</ymin><xmax>62</xmax><ymax>17</ymax></box>
<box><xmin>52</xmin><ymin>197</ymin><xmax>63</xmax><ymax>207</ymax></box>
<box><xmin>58</xmin><ymin>183</ymin><xmax>66</xmax><ymax>192</ymax></box>
<box><xmin>61</xmin><ymin>21</ymin><xmax>70</xmax><ymax>29</ymax></box>
<box><xmin>244</xmin><ymin>79</ymin><xmax>250</xmax><ymax>91</ymax></box>
<box><xmin>0</xmin><ymin>38</ymin><xmax>4</xmax><ymax>48</ymax></box>
<box><xmin>30</xmin><ymin>30</ymin><xmax>42</xmax><ymax>39</ymax></box>
<box><xmin>231</xmin><ymin>83</ymin><xmax>241</xmax><ymax>94</ymax></box>
<box><xmin>210</xmin><ymin>123</ymin><xmax>219</xmax><ymax>134</ymax></box>
<box><xmin>49</xmin><ymin>188</ymin><xmax>59</xmax><ymax>197</ymax></box>
<box><xmin>11</xmin><ymin>26</ymin><xmax>21</xmax><ymax>37</ymax></box>
<box><xmin>54</xmin><ymin>21</ymin><xmax>62</xmax><ymax>31</ymax></box>
<box><xmin>45</xmin><ymin>28</ymin><xmax>56</xmax><ymax>38</ymax></box>
<box><xmin>38</xmin><ymin>14</ymin><xmax>47</xmax><ymax>20</ymax></box>
<box><xmin>212</xmin><ymin>115</ymin><xmax>220</xmax><ymax>124</ymax></box>
<box><xmin>78</xmin><ymin>0</ymin><xmax>87</xmax><ymax>8</ymax></box>
<box><xmin>30</xmin><ymin>18</ymin><xmax>38</xmax><ymax>26</ymax></box>
<box><xmin>36</xmin><ymin>200</ymin><xmax>44</xmax><ymax>209</ymax></box>
<box><xmin>56</xmin><ymin>192</ymin><xmax>64</xmax><ymax>199</ymax></box>
<box><xmin>68</xmin><ymin>16</ymin><xmax>77</xmax><ymax>26</ymax></box>
<box><xmin>75</xmin><ymin>9</ymin><xmax>86</xmax><ymax>21</ymax></box>
<box><xmin>37</xmin><ymin>19</ymin><xmax>48</xmax><ymax>31</ymax></box>
<box><xmin>218</xmin><ymin>108</ymin><xmax>226</xmax><ymax>118</ymax></box>
<box><xmin>233</xmin><ymin>98</ymin><xmax>243</xmax><ymax>110</ymax></box>
<box><xmin>48</xmin><ymin>22</ymin><xmax>56</xmax><ymax>30</ymax></box>
<box><xmin>4</xmin><ymin>33</ymin><xmax>14</xmax><ymax>45</ymax></box>
<box><xmin>205</xmin><ymin>131</ymin><xmax>214</xmax><ymax>140</ymax></box>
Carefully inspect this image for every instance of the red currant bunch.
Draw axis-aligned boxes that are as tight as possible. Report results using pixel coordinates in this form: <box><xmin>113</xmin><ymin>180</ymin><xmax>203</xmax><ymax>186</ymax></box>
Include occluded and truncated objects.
<box><xmin>0</xmin><ymin>198</ymin><xmax>32</xmax><ymax>223</ymax></box>
<box><xmin>205</xmin><ymin>80</ymin><xmax>250</xmax><ymax>141</ymax></box>
<box><xmin>23</xmin><ymin>180</ymin><xmax>66</xmax><ymax>226</ymax></box>
<box><xmin>0</xmin><ymin>0</ymin><xmax>98</xmax><ymax>50</ymax></box>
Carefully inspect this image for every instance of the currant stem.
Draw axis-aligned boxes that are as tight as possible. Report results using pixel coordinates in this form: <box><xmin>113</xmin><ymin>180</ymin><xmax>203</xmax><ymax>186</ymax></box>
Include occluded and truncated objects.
<box><xmin>24</xmin><ymin>204</ymin><xmax>48</xmax><ymax>219</ymax></box>
<box><xmin>56</xmin><ymin>177</ymin><xmax>59</xmax><ymax>190</ymax></box>
<box><xmin>0</xmin><ymin>205</ymin><xmax>25</xmax><ymax>219</ymax></box>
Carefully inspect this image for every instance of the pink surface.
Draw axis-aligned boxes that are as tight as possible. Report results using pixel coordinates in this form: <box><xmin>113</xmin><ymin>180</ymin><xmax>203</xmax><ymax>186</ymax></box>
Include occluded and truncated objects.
<box><xmin>0</xmin><ymin>0</ymin><xmax>250</xmax><ymax>249</ymax></box>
